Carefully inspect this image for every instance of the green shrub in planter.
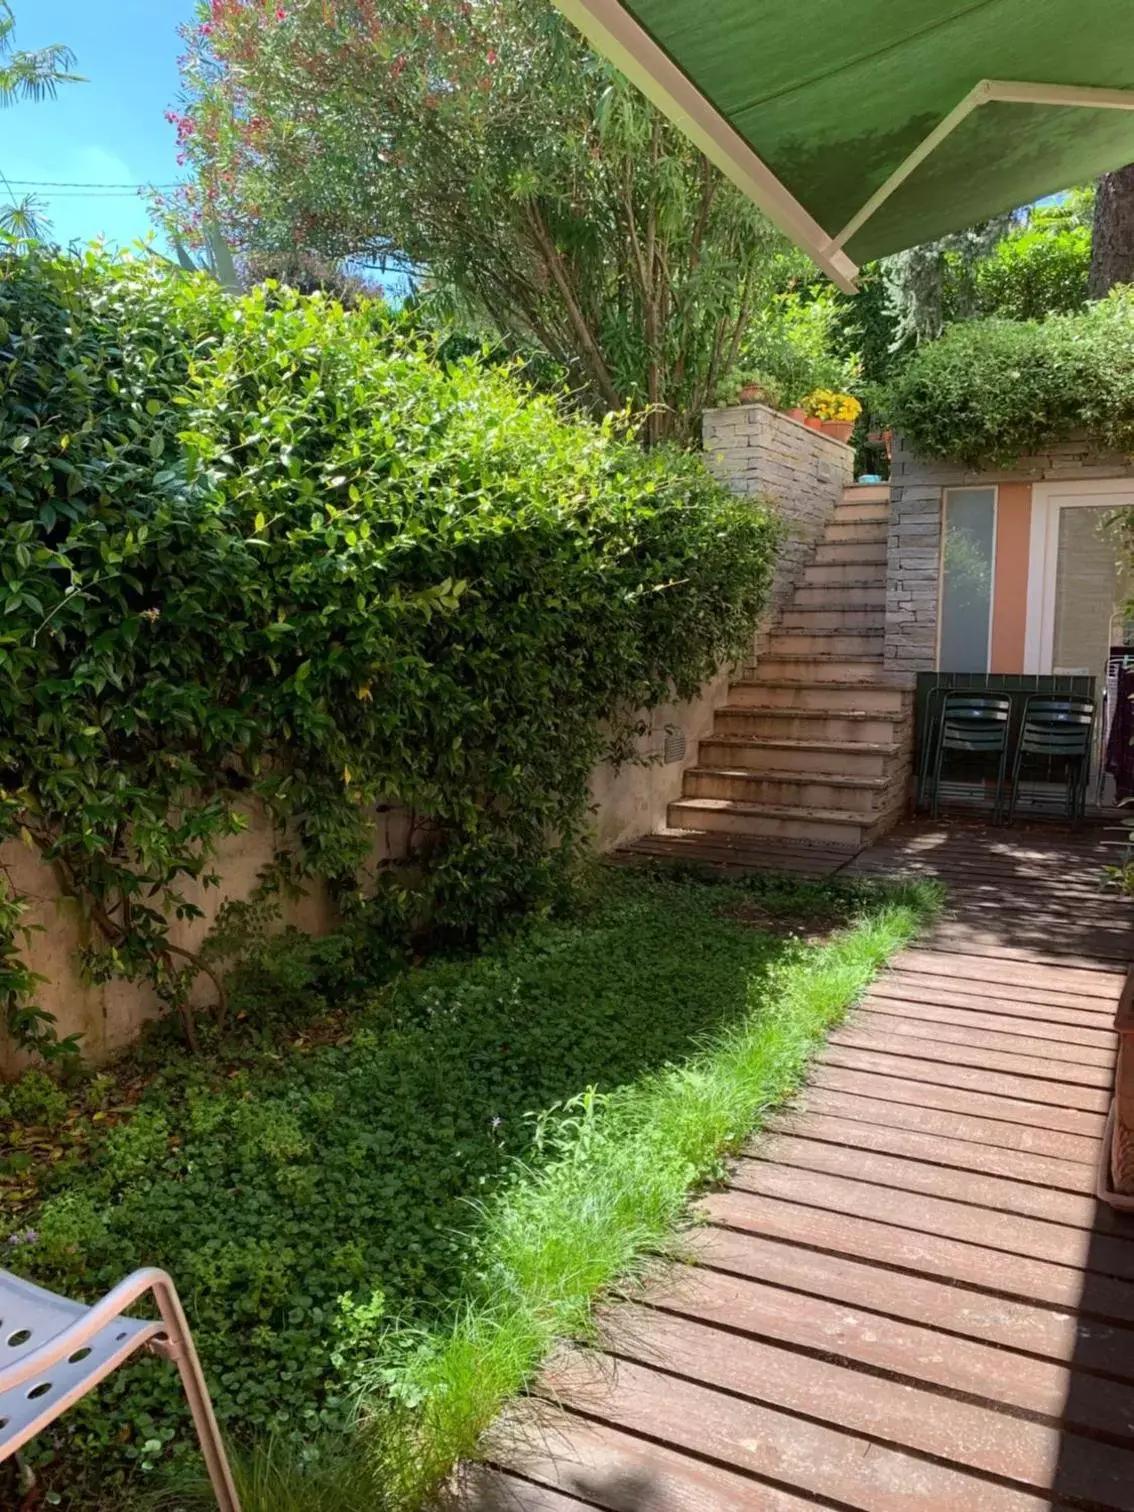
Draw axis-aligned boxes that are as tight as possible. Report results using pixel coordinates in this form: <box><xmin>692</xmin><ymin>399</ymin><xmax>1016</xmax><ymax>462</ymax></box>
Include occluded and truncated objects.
<box><xmin>878</xmin><ymin>289</ymin><xmax>1134</xmax><ymax>468</ymax></box>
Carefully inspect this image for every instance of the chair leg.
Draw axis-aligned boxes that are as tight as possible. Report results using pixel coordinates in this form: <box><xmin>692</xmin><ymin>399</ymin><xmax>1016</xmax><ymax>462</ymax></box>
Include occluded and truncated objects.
<box><xmin>150</xmin><ymin>1279</ymin><xmax>241</xmax><ymax>1512</ymax></box>
<box><xmin>995</xmin><ymin>744</ymin><xmax>1009</xmax><ymax>825</ymax></box>
<box><xmin>918</xmin><ymin>696</ymin><xmax>941</xmax><ymax>812</ymax></box>
<box><xmin>1006</xmin><ymin>742</ymin><xmax>1024</xmax><ymax>826</ymax></box>
<box><xmin>930</xmin><ymin>740</ymin><xmax>945</xmax><ymax>821</ymax></box>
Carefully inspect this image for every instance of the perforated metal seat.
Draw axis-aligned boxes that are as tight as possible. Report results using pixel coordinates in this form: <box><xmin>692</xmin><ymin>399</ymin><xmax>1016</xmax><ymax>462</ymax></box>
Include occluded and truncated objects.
<box><xmin>0</xmin><ymin>1266</ymin><xmax>239</xmax><ymax>1509</ymax></box>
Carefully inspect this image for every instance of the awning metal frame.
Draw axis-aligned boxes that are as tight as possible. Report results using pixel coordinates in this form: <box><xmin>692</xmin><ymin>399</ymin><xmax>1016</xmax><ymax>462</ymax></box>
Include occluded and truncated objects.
<box><xmin>553</xmin><ymin>0</ymin><xmax>1134</xmax><ymax>291</ymax></box>
<box><xmin>553</xmin><ymin>0</ymin><xmax>862</xmax><ymax>291</ymax></box>
<box><xmin>827</xmin><ymin>79</ymin><xmax>1134</xmax><ymax>255</ymax></box>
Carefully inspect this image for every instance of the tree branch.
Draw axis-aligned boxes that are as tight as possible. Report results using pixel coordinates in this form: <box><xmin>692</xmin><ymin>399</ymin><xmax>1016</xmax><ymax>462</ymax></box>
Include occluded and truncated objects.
<box><xmin>524</xmin><ymin>199</ymin><xmax>621</xmax><ymax>412</ymax></box>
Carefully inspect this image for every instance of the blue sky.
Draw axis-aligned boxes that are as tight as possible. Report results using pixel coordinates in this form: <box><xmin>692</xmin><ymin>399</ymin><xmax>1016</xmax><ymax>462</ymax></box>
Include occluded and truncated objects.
<box><xmin>0</xmin><ymin>0</ymin><xmax>192</xmax><ymax>251</ymax></box>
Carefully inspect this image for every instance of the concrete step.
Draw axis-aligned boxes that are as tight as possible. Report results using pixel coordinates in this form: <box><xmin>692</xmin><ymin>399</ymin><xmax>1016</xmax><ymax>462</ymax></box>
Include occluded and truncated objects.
<box><xmin>803</xmin><ymin>561</ymin><xmax>887</xmax><ymax>587</ymax></box>
<box><xmin>814</xmin><ymin>540</ymin><xmax>887</xmax><ymax>566</ymax></box>
<box><xmin>727</xmin><ymin>679</ymin><xmax>908</xmax><ymax>714</ymax></box>
<box><xmin>667</xmin><ymin>797</ymin><xmax>868</xmax><ymax>848</ymax></box>
<box><xmin>698</xmin><ymin>736</ymin><xmax>902</xmax><ymax>779</ymax></box>
<box><xmin>683</xmin><ymin>766</ymin><xmax>889</xmax><ymax>814</ymax></box>
<box><xmin>791</xmin><ymin>583</ymin><xmax>886</xmax><ymax>610</ymax></box>
<box><xmin>714</xmin><ymin>705</ymin><xmax>906</xmax><ymax>745</ymax></box>
<box><xmin>834</xmin><ymin>500</ymin><xmax>890</xmax><ymax>524</ymax></box>
<box><xmin>842</xmin><ymin>484</ymin><xmax>890</xmax><ymax>506</ymax></box>
<box><xmin>779</xmin><ymin>606</ymin><xmax>886</xmax><ymax>632</ymax></box>
<box><xmin>824</xmin><ymin>520</ymin><xmax>889</xmax><ymax>546</ymax></box>
<box><xmin>755</xmin><ymin>653</ymin><xmax>885</xmax><ymax>683</ymax></box>
<box><xmin>766</xmin><ymin>629</ymin><xmax>884</xmax><ymax>658</ymax></box>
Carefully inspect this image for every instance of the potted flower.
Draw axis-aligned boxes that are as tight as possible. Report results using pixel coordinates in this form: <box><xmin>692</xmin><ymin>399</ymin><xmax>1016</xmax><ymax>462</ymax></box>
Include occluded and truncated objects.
<box><xmin>720</xmin><ymin>369</ymin><xmax>784</xmax><ymax>409</ymax></box>
<box><xmin>802</xmin><ymin>388</ymin><xmax>862</xmax><ymax>443</ymax></box>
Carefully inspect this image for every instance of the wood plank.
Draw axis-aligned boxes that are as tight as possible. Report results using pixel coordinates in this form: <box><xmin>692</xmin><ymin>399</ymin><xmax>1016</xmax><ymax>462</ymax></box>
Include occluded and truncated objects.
<box><xmin>762</xmin><ymin>1108</ymin><xmax>1099</xmax><ymax>1192</ymax></box>
<box><xmin>872</xmin><ymin>974</ymin><xmax>1118</xmax><ymax>1021</ymax></box>
<box><xmin>704</xmin><ymin>1189</ymin><xmax>1134</xmax><ymax>1322</ymax></box>
<box><xmin>924</xmin><ymin>928</ymin><xmax>1133</xmax><ymax>967</ymax></box>
<box><xmin>872</xmin><ymin>862</ymin><xmax>1122</xmax><ymax>889</ymax></box>
<box><xmin>600</xmin><ymin>1306</ymin><xmax>1134</xmax><ymax>1506</ymax></box>
<box><xmin>829</xmin><ymin>1022</ymin><xmax>1115</xmax><ymax>1088</ymax></box>
<box><xmin>487</xmin><ymin>1408</ymin><xmax>824</xmax><ymax>1512</ymax></box>
<box><xmin>753</xmin><ymin>1130</ymin><xmax>1101</xmax><ymax>1226</ymax></box>
<box><xmin>810</xmin><ymin>1061</ymin><xmax>1105</xmax><ymax>1139</ymax></box>
<box><xmin>793</xmin><ymin>1081</ymin><xmax>1102</xmax><ymax>1163</ymax></box>
<box><xmin>458</xmin><ymin>1467</ymin><xmax>599</xmax><ymax>1511</ymax></box>
<box><xmin>858</xmin><ymin>990</ymin><xmax>1117</xmax><ymax>1045</ymax></box>
<box><xmin>540</xmin><ymin>1350</ymin><xmax>1052</xmax><ymax>1512</ymax></box>
<box><xmin>729</xmin><ymin>1160</ymin><xmax>1134</xmax><ymax>1275</ymax></box>
<box><xmin>891</xmin><ymin>948</ymin><xmax>1124</xmax><ymax>995</ymax></box>
<box><xmin>683</xmin><ymin>1225</ymin><xmax>1134</xmax><ymax>1379</ymax></box>
<box><xmin>855</xmin><ymin>1000</ymin><xmax>1116</xmax><ymax>1062</ymax></box>
<box><xmin>636</xmin><ymin>1264</ymin><xmax>1134</xmax><ymax>1442</ymax></box>
<box><xmin>820</xmin><ymin>1043</ymin><xmax>1110</xmax><ymax>1113</ymax></box>
<box><xmin>872</xmin><ymin>969</ymin><xmax>1119</xmax><ymax>1018</ymax></box>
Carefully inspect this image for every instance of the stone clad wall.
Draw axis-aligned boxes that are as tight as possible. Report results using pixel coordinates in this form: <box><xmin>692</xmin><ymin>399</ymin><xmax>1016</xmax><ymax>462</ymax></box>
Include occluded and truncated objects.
<box><xmin>703</xmin><ymin>403</ymin><xmax>854</xmax><ymax>646</ymax></box>
<box><xmin>884</xmin><ymin>433</ymin><xmax>1134</xmax><ymax>680</ymax></box>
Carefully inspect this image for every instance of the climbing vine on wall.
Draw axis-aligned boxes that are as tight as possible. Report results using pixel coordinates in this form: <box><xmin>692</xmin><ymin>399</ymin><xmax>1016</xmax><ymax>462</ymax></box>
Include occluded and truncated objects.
<box><xmin>0</xmin><ymin>248</ymin><xmax>778</xmax><ymax>1055</ymax></box>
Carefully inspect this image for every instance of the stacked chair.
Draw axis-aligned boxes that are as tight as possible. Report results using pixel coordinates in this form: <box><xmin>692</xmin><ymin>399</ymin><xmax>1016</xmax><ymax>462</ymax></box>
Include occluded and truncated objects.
<box><xmin>923</xmin><ymin>690</ymin><xmax>1095</xmax><ymax>824</ymax></box>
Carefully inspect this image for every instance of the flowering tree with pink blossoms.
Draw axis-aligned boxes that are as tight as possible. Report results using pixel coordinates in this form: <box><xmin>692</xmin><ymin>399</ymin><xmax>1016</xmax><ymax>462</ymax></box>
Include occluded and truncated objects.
<box><xmin>164</xmin><ymin>0</ymin><xmax>801</xmax><ymax>444</ymax></box>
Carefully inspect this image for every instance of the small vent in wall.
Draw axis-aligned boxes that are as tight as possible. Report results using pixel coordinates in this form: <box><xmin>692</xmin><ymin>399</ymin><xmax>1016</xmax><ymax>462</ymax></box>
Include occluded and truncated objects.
<box><xmin>663</xmin><ymin>729</ymin><xmax>687</xmax><ymax>764</ymax></box>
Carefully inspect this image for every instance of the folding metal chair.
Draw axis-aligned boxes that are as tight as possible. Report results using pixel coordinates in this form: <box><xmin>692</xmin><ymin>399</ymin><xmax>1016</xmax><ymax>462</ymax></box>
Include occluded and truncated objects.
<box><xmin>1007</xmin><ymin>694</ymin><xmax>1096</xmax><ymax>825</ymax></box>
<box><xmin>0</xmin><ymin>1266</ymin><xmax>240</xmax><ymax>1510</ymax></box>
<box><xmin>928</xmin><ymin>692</ymin><xmax>1012</xmax><ymax>822</ymax></box>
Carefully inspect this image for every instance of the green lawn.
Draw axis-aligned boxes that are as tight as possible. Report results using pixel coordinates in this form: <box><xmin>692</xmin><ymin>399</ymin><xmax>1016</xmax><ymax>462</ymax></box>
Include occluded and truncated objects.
<box><xmin>0</xmin><ymin>865</ymin><xmax>937</xmax><ymax>1509</ymax></box>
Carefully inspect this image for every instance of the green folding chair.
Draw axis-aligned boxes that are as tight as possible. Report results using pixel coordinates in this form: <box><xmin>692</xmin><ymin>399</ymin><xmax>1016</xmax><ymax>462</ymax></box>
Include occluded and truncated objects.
<box><xmin>1007</xmin><ymin>694</ymin><xmax>1095</xmax><ymax>824</ymax></box>
<box><xmin>928</xmin><ymin>692</ymin><xmax>1012</xmax><ymax>823</ymax></box>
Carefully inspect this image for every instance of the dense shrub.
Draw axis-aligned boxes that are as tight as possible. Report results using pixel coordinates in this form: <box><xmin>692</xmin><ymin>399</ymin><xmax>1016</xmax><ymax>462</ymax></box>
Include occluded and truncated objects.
<box><xmin>878</xmin><ymin>289</ymin><xmax>1134</xmax><ymax>468</ymax></box>
<box><xmin>973</xmin><ymin>222</ymin><xmax>1091</xmax><ymax>322</ymax></box>
<box><xmin>0</xmin><ymin>248</ymin><xmax>777</xmax><ymax>1049</ymax></box>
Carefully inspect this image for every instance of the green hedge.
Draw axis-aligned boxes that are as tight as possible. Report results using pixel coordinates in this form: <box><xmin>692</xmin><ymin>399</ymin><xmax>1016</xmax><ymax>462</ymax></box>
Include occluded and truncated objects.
<box><xmin>878</xmin><ymin>289</ymin><xmax>1134</xmax><ymax>468</ymax></box>
<box><xmin>0</xmin><ymin>249</ymin><xmax>777</xmax><ymax>1048</ymax></box>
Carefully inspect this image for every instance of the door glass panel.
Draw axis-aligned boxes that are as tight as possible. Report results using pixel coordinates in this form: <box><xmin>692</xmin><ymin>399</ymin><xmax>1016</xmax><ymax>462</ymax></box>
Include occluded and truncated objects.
<box><xmin>939</xmin><ymin>488</ymin><xmax>995</xmax><ymax>672</ymax></box>
<box><xmin>1052</xmin><ymin>506</ymin><xmax>1130</xmax><ymax>675</ymax></box>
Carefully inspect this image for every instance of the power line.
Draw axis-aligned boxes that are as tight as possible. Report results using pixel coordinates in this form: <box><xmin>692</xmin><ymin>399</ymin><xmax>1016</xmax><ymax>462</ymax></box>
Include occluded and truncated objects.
<box><xmin>3</xmin><ymin>179</ymin><xmax>181</xmax><ymax>190</ymax></box>
<box><xmin>11</xmin><ymin>190</ymin><xmax>162</xmax><ymax>199</ymax></box>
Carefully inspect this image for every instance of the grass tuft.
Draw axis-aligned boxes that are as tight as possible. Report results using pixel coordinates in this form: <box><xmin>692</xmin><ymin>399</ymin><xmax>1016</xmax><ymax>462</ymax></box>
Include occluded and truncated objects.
<box><xmin>362</xmin><ymin>887</ymin><xmax>939</xmax><ymax>1507</ymax></box>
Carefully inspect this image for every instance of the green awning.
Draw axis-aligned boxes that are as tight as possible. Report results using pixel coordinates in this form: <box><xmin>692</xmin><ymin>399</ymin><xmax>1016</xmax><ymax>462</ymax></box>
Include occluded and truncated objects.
<box><xmin>552</xmin><ymin>0</ymin><xmax>1134</xmax><ymax>289</ymax></box>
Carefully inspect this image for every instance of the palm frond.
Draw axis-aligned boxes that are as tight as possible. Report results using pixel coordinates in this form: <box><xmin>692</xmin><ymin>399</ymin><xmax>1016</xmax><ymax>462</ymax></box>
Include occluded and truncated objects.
<box><xmin>0</xmin><ymin>43</ymin><xmax>83</xmax><ymax>105</ymax></box>
<box><xmin>0</xmin><ymin>192</ymin><xmax>50</xmax><ymax>242</ymax></box>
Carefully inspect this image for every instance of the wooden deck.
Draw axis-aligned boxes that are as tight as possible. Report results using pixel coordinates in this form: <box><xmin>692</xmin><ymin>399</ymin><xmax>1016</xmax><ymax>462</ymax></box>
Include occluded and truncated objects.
<box><xmin>460</xmin><ymin>824</ymin><xmax>1134</xmax><ymax>1512</ymax></box>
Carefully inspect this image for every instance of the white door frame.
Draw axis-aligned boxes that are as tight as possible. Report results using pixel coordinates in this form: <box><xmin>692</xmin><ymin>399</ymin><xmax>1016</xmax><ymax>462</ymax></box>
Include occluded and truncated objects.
<box><xmin>1023</xmin><ymin>478</ymin><xmax>1134</xmax><ymax>674</ymax></box>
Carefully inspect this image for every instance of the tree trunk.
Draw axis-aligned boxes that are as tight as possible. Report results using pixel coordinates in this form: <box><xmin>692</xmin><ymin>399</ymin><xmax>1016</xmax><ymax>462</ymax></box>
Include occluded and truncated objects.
<box><xmin>1089</xmin><ymin>164</ymin><xmax>1134</xmax><ymax>297</ymax></box>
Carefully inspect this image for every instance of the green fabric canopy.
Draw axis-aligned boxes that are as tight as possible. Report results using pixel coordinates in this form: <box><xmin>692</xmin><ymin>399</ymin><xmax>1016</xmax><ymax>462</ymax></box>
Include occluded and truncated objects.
<box><xmin>553</xmin><ymin>0</ymin><xmax>1134</xmax><ymax>287</ymax></box>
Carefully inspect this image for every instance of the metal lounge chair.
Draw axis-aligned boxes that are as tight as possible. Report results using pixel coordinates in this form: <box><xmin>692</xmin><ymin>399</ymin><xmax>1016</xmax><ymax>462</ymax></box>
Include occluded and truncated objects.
<box><xmin>928</xmin><ymin>691</ymin><xmax>1013</xmax><ymax>823</ymax></box>
<box><xmin>1007</xmin><ymin>694</ymin><xmax>1096</xmax><ymax>825</ymax></box>
<box><xmin>0</xmin><ymin>1266</ymin><xmax>240</xmax><ymax>1510</ymax></box>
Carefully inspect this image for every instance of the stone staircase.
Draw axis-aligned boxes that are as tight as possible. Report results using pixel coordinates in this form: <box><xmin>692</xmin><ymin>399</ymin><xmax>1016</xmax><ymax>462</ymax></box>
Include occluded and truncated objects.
<box><xmin>666</xmin><ymin>484</ymin><xmax>913</xmax><ymax>851</ymax></box>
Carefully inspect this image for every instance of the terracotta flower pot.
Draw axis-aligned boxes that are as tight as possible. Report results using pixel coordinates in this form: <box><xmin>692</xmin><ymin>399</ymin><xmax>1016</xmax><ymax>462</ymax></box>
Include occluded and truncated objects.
<box><xmin>737</xmin><ymin>383</ymin><xmax>763</xmax><ymax>403</ymax></box>
<box><xmin>804</xmin><ymin>415</ymin><xmax>823</xmax><ymax>432</ymax></box>
<box><xmin>786</xmin><ymin>406</ymin><xmax>806</xmax><ymax>423</ymax></box>
<box><xmin>821</xmin><ymin>419</ymin><xmax>855</xmax><ymax>444</ymax></box>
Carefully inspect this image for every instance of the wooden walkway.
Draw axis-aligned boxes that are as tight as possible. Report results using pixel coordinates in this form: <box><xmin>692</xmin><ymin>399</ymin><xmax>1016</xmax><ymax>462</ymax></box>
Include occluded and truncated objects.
<box><xmin>460</xmin><ymin>824</ymin><xmax>1134</xmax><ymax>1512</ymax></box>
